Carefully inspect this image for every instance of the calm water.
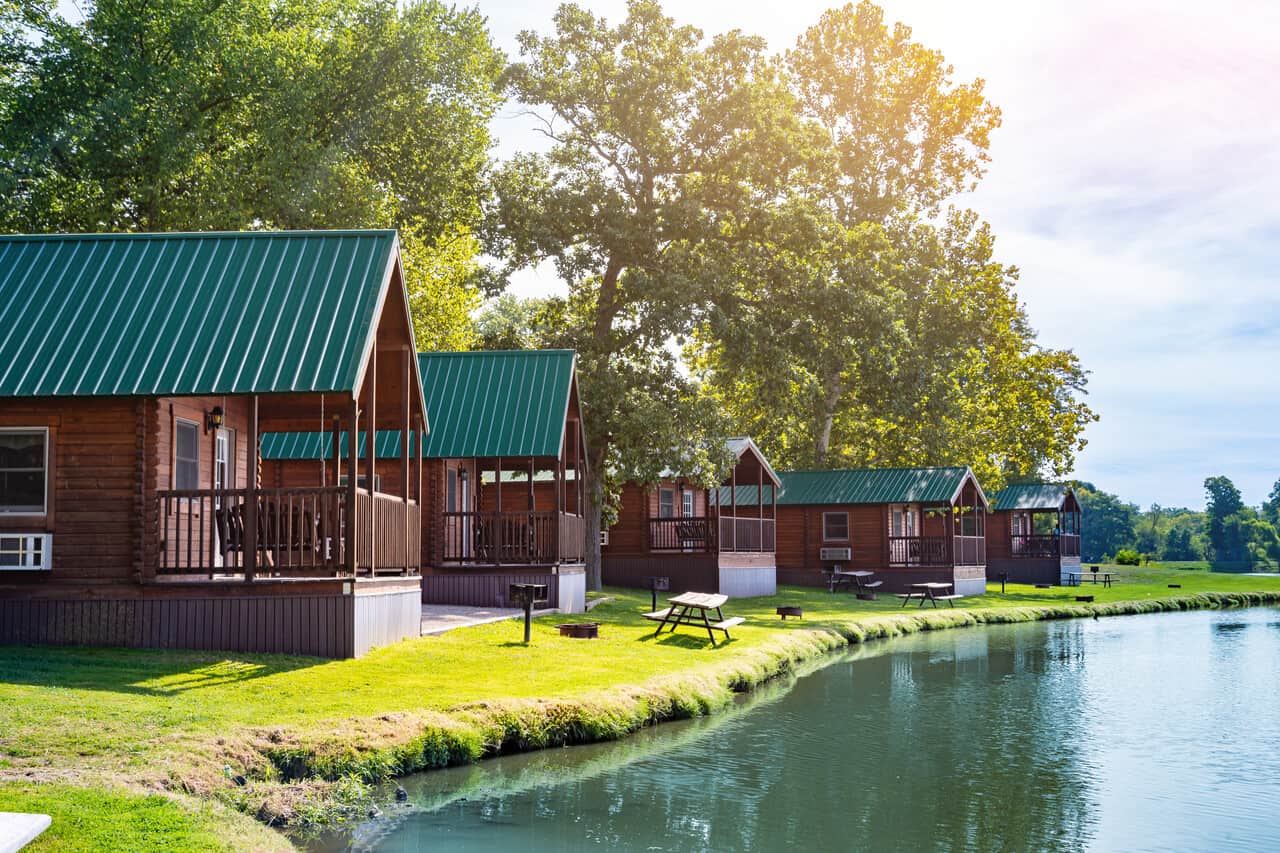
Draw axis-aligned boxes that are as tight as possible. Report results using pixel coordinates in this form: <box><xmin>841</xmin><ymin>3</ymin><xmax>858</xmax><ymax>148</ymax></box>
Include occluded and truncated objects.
<box><xmin>352</xmin><ymin>608</ymin><xmax>1280</xmax><ymax>852</ymax></box>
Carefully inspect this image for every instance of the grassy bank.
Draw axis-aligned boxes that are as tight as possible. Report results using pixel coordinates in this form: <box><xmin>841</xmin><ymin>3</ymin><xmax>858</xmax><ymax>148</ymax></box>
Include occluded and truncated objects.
<box><xmin>3</xmin><ymin>565</ymin><xmax>1280</xmax><ymax>849</ymax></box>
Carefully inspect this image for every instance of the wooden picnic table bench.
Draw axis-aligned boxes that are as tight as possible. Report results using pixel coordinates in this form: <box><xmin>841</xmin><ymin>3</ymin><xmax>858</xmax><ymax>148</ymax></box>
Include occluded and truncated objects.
<box><xmin>643</xmin><ymin>591</ymin><xmax>742</xmax><ymax>644</ymax></box>
<box><xmin>825</xmin><ymin>568</ymin><xmax>883</xmax><ymax>596</ymax></box>
<box><xmin>1065</xmin><ymin>570</ymin><xmax>1114</xmax><ymax>588</ymax></box>
<box><xmin>896</xmin><ymin>582</ymin><xmax>960</xmax><ymax>608</ymax></box>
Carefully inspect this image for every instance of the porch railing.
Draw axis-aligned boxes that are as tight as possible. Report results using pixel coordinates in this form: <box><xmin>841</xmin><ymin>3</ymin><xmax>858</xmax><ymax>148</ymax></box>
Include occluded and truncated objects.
<box><xmin>1011</xmin><ymin>534</ymin><xmax>1060</xmax><ymax>558</ymax></box>
<box><xmin>648</xmin><ymin>517</ymin><xmax>716</xmax><ymax>553</ymax></box>
<box><xmin>888</xmin><ymin>535</ymin><xmax>950</xmax><ymax>566</ymax></box>
<box><xmin>718</xmin><ymin>515</ymin><xmax>775</xmax><ymax>553</ymax></box>
<box><xmin>156</xmin><ymin>486</ymin><xmax>419</xmax><ymax>576</ymax></box>
<box><xmin>440</xmin><ymin>510</ymin><xmax>584</xmax><ymax>565</ymax></box>
<box><xmin>953</xmin><ymin>534</ymin><xmax>986</xmax><ymax>566</ymax></box>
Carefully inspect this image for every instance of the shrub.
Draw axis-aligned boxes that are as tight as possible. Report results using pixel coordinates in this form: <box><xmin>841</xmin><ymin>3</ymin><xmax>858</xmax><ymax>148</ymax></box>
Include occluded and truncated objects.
<box><xmin>1115</xmin><ymin>549</ymin><xmax>1141</xmax><ymax>566</ymax></box>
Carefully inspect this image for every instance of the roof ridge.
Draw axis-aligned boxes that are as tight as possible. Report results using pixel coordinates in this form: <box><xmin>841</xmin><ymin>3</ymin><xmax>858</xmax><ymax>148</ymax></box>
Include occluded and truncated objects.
<box><xmin>417</xmin><ymin>348</ymin><xmax>575</xmax><ymax>358</ymax></box>
<box><xmin>782</xmin><ymin>465</ymin><xmax>968</xmax><ymax>474</ymax></box>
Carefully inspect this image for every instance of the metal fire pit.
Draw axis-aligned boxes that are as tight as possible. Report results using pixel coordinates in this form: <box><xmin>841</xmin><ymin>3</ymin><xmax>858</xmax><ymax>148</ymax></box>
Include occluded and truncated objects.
<box><xmin>642</xmin><ymin>575</ymin><xmax>671</xmax><ymax>612</ymax></box>
<box><xmin>776</xmin><ymin>606</ymin><xmax>803</xmax><ymax>620</ymax></box>
<box><xmin>558</xmin><ymin>622</ymin><xmax>600</xmax><ymax>639</ymax></box>
<box><xmin>1075</xmin><ymin>595</ymin><xmax>1095</xmax><ymax>603</ymax></box>
<box><xmin>509</xmin><ymin>583</ymin><xmax>549</xmax><ymax>644</ymax></box>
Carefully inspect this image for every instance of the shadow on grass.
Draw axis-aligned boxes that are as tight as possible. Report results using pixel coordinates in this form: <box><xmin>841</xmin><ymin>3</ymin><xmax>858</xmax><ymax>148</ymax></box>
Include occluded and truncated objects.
<box><xmin>0</xmin><ymin>644</ymin><xmax>323</xmax><ymax>697</ymax></box>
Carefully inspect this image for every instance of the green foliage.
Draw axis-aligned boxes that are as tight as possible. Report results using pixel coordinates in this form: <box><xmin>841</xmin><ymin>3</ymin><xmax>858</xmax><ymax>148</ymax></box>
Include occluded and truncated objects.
<box><xmin>1114</xmin><ymin>549</ymin><xmax>1141</xmax><ymax>566</ymax></box>
<box><xmin>0</xmin><ymin>0</ymin><xmax>502</xmax><ymax>342</ymax></box>
<box><xmin>688</xmin><ymin>2</ymin><xmax>1094</xmax><ymax>484</ymax></box>
<box><xmin>487</xmin><ymin>0</ymin><xmax>801</xmax><ymax>585</ymax></box>
<box><xmin>1075</xmin><ymin>482</ymin><xmax>1139</xmax><ymax>563</ymax></box>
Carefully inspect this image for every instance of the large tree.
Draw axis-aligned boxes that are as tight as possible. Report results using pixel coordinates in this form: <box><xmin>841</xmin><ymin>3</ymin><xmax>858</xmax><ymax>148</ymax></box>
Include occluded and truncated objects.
<box><xmin>486</xmin><ymin>0</ymin><xmax>802</xmax><ymax>587</ymax></box>
<box><xmin>690</xmin><ymin>1</ymin><xmax>1094</xmax><ymax>485</ymax></box>
<box><xmin>0</xmin><ymin>0</ymin><xmax>502</xmax><ymax>339</ymax></box>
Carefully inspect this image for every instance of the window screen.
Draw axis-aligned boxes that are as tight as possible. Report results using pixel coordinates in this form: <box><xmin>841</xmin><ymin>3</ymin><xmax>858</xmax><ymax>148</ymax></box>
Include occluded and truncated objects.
<box><xmin>823</xmin><ymin>512</ymin><xmax>849</xmax><ymax>541</ymax></box>
<box><xmin>175</xmin><ymin>420</ymin><xmax>200</xmax><ymax>490</ymax></box>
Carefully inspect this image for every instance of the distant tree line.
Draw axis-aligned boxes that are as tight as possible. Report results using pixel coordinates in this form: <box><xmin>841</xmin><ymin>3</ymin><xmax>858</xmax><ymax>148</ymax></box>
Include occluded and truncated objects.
<box><xmin>1078</xmin><ymin>476</ymin><xmax>1280</xmax><ymax>570</ymax></box>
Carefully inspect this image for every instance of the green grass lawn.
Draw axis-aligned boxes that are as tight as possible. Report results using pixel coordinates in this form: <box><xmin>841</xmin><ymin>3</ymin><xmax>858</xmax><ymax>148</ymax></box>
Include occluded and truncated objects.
<box><xmin>1</xmin><ymin>564</ymin><xmax>1279</xmax><ymax>850</ymax></box>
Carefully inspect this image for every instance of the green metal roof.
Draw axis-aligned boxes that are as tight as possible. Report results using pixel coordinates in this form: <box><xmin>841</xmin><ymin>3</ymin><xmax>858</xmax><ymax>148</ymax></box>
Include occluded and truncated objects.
<box><xmin>261</xmin><ymin>349</ymin><xmax>578</xmax><ymax>460</ymax></box>
<box><xmin>417</xmin><ymin>350</ymin><xmax>576</xmax><ymax>459</ymax></box>
<box><xmin>725</xmin><ymin>467</ymin><xmax>980</xmax><ymax>507</ymax></box>
<box><xmin>991</xmin><ymin>483</ymin><xmax>1071</xmax><ymax>512</ymax></box>
<box><xmin>0</xmin><ymin>230</ymin><xmax>398</xmax><ymax>397</ymax></box>
<box><xmin>261</xmin><ymin>431</ymin><xmax>406</xmax><ymax>460</ymax></box>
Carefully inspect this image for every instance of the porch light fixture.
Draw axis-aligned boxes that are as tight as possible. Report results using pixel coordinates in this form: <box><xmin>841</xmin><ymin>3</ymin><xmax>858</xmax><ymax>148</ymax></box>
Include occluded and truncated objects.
<box><xmin>205</xmin><ymin>406</ymin><xmax>225</xmax><ymax>433</ymax></box>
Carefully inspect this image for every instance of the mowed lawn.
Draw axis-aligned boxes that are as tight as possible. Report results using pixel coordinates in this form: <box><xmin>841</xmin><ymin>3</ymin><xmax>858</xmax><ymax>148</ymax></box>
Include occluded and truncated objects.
<box><xmin>3</xmin><ymin>565</ymin><xmax>1278</xmax><ymax>771</ymax></box>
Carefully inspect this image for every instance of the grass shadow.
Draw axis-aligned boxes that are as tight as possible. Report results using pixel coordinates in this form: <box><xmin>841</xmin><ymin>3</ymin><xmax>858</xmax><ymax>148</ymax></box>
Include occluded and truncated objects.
<box><xmin>0</xmin><ymin>643</ymin><xmax>323</xmax><ymax>697</ymax></box>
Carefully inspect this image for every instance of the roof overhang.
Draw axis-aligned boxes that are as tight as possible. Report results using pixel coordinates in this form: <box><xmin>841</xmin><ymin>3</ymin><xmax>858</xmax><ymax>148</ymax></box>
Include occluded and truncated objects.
<box><xmin>949</xmin><ymin>467</ymin><xmax>992</xmax><ymax>512</ymax></box>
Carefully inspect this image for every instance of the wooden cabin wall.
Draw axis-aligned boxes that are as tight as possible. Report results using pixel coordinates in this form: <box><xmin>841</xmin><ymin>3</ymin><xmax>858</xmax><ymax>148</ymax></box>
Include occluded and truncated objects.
<box><xmin>478</xmin><ymin>479</ymin><xmax>560</xmax><ymax>512</ymax></box>
<box><xmin>922</xmin><ymin>510</ymin><xmax>946</xmax><ymax>537</ymax></box>
<box><xmin>154</xmin><ymin>397</ymin><xmax>252</xmax><ymax>492</ymax></box>
<box><xmin>774</xmin><ymin>504</ymin><xmax>888</xmax><ymax>584</ymax></box>
<box><xmin>0</xmin><ymin>398</ymin><xmax>143</xmax><ymax>584</ymax></box>
<box><xmin>987</xmin><ymin>511</ymin><xmax>1013</xmax><ymax>561</ymax></box>
<box><xmin>603</xmin><ymin>482</ymin><xmax>650</xmax><ymax>556</ymax></box>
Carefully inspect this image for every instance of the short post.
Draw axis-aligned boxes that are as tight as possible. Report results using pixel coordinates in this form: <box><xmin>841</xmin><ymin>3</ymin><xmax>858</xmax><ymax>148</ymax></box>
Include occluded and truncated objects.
<box><xmin>643</xmin><ymin>575</ymin><xmax>670</xmax><ymax>612</ymax></box>
<box><xmin>509</xmin><ymin>583</ymin><xmax>548</xmax><ymax>644</ymax></box>
<box><xmin>997</xmin><ymin>571</ymin><xmax>1009</xmax><ymax>594</ymax></box>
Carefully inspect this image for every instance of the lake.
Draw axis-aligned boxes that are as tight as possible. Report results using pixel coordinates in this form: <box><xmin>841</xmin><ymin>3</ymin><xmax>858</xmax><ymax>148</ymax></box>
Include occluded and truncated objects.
<box><xmin>350</xmin><ymin>607</ymin><xmax>1280</xmax><ymax>851</ymax></box>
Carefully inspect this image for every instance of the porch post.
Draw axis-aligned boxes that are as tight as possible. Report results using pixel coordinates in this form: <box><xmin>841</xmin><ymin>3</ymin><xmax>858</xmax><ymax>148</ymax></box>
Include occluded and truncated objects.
<box><xmin>245</xmin><ymin>394</ymin><xmax>259</xmax><ymax>581</ymax></box>
<box><xmin>345</xmin><ymin>397</ymin><xmax>358</xmax><ymax>576</ymax></box>
<box><xmin>401</xmin><ymin>347</ymin><xmax>411</xmax><ymax>575</ymax></box>
<box><xmin>366</xmin><ymin>346</ymin><xmax>377</xmax><ymax>576</ymax></box>
<box><xmin>495</xmin><ymin>456</ymin><xmax>502</xmax><ymax>568</ymax></box>
<box><xmin>330</xmin><ymin>413</ymin><xmax>340</xmax><ymax>487</ymax></box>
<box><xmin>729</xmin><ymin>465</ymin><xmax>737</xmax><ymax>552</ymax></box>
<box><xmin>757</xmin><ymin>463</ymin><xmax>763</xmax><ymax>552</ymax></box>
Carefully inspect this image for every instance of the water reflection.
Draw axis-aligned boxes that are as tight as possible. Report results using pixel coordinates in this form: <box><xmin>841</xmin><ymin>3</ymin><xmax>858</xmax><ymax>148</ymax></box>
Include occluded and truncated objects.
<box><xmin>352</xmin><ymin>607</ymin><xmax>1280</xmax><ymax>853</ymax></box>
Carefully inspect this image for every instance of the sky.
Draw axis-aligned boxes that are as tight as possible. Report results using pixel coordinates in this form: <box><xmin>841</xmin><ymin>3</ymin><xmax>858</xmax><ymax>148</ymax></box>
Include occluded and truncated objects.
<box><xmin>476</xmin><ymin>0</ymin><xmax>1280</xmax><ymax>510</ymax></box>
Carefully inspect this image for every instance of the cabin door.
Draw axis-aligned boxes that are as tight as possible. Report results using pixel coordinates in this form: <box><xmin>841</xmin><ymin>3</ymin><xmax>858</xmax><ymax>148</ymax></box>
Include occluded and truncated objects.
<box><xmin>213</xmin><ymin>430</ymin><xmax>234</xmax><ymax>567</ymax></box>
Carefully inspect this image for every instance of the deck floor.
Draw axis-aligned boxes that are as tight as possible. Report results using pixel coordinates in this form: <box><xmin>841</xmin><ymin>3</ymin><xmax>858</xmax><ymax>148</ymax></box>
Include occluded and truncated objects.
<box><xmin>420</xmin><ymin>604</ymin><xmax>555</xmax><ymax>636</ymax></box>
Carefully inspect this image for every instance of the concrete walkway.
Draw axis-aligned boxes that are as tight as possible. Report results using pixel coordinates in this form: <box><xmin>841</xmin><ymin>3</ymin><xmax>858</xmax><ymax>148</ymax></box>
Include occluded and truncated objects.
<box><xmin>0</xmin><ymin>812</ymin><xmax>51</xmax><ymax>853</ymax></box>
<box><xmin>420</xmin><ymin>604</ymin><xmax>556</xmax><ymax>636</ymax></box>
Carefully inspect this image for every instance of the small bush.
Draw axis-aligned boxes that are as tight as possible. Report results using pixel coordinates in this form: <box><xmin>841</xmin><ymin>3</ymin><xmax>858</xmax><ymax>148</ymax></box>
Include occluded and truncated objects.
<box><xmin>1115</xmin><ymin>549</ymin><xmax>1141</xmax><ymax>566</ymax></box>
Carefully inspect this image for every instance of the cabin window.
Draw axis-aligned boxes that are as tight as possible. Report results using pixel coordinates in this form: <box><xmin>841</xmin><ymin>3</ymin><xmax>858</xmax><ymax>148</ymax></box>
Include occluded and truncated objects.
<box><xmin>339</xmin><ymin>474</ymin><xmax>382</xmax><ymax>492</ymax></box>
<box><xmin>823</xmin><ymin>512</ymin><xmax>849</xmax><ymax>541</ymax></box>
<box><xmin>682</xmin><ymin>491</ymin><xmax>695</xmax><ymax>517</ymax></box>
<box><xmin>658</xmin><ymin>488</ymin><xmax>675</xmax><ymax>519</ymax></box>
<box><xmin>174</xmin><ymin>419</ymin><xmax>200</xmax><ymax>491</ymax></box>
<box><xmin>446</xmin><ymin>470</ymin><xmax>458</xmax><ymax>512</ymax></box>
<box><xmin>0</xmin><ymin>428</ymin><xmax>48</xmax><ymax>514</ymax></box>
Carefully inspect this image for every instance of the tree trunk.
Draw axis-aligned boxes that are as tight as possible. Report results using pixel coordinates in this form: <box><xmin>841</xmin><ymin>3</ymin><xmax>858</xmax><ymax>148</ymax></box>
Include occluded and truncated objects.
<box><xmin>815</xmin><ymin>374</ymin><xmax>842</xmax><ymax>466</ymax></box>
<box><xmin>584</xmin><ymin>443</ymin><xmax>609</xmax><ymax>591</ymax></box>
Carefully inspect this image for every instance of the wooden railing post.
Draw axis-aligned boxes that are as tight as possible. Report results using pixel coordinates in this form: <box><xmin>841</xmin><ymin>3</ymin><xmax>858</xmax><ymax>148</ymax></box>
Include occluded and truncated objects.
<box><xmin>345</xmin><ymin>397</ymin><xmax>359</xmax><ymax>576</ymax></box>
<box><xmin>244</xmin><ymin>395</ymin><xmax>259</xmax><ymax>582</ymax></box>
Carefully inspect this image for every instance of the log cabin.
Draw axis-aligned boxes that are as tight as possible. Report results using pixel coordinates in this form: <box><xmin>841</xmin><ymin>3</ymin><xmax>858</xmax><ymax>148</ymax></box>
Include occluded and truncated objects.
<box><xmin>262</xmin><ymin>349</ymin><xmax>588</xmax><ymax>611</ymax></box>
<box><xmin>766</xmin><ymin>467</ymin><xmax>990</xmax><ymax>595</ymax></box>
<box><xmin>986</xmin><ymin>483</ymin><xmax>1082</xmax><ymax>585</ymax></box>
<box><xmin>0</xmin><ymin>231</ymin><xmax>428</xmax><ymax>658</ymax></box>
<box><xmin>601</xmin><ymin>437</ymin><xmax>779</xmax><ymax>598</ymax></box>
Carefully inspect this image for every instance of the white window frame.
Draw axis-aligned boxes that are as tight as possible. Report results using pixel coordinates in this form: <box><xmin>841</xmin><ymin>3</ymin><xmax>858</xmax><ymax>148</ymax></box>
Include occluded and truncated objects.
<box><xmin>890</xmin><ymin>504</ymin><xmax>919</xmax><ymax>538</ymax></box>
<box><xmin>822</xmin><ymin>511</ymin><xmax>849</xmax><ymax>542</ymax></box>
<box><xmin>0</xmin><ymin>426</ymin><xmax>50</xmax><ymax>515</ymax></box>
<box><xmin>0</xmin><ymin>532</ymin><xmax>51</xmax><ymax>570</ymax></box>
<box><xmin>174</xmin><ymin>418</ymin><xmax>201</xmax><ymax>491</ymax></box>
<box><xmin>682</xmin><ymin>490</ymin><xmax>695</xmax><ymax>518</ymax></box>
<box><xmin>658</xmin><ymin>488</ymin><xmax>675</xmax><ymax>519</ymax></box>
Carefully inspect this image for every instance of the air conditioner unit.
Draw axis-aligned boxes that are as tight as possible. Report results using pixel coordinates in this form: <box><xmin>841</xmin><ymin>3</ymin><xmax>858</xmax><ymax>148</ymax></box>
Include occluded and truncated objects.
<box><xmin>820</xmin><ymin>546</ymin><xmax>852</xmax><ymax>561</ymax></box>
<box><xmin>0</xmin><ymin>533</ymin><xmax>51</xmax><ymax>570</ymax></box>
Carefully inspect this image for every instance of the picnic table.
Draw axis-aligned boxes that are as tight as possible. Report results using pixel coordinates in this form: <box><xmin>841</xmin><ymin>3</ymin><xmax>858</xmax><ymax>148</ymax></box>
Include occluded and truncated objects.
<box><xmin>643</xmin><ymin>592</ymin><xmax>744</xmax><ymax>645</ymax></box>
<box><xmin>896</xmin><ymin>581</ymin><xmax>962</xmax><ymax>608</ymax></box>
<box><xmin>826</xmin><ymin>568</ymin><xmax>882</xmax><ymax>597</ymax></box>
<box><xmin>1065</xmin><ymin>570</ymin><xmax>1114</xmax><ymax>588</ymax></box>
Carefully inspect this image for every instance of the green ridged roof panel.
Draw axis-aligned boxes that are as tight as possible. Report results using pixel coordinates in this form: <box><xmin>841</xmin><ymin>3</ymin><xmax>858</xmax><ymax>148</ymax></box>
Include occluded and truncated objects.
<box><xmin>417</xmin><ymin>350</ymin><xmax>575</xmax><ymax>458</ymax></box>
<box><xmin>991</xmin><ymin>483</ymin><xmax>1070</xmax><ymax>511</ymax></box>
<box><xmin>774</xmin><ymin>467</ymin><xmax>972</xmax><ymax>506</ymax></box>
<box><xmin>0</xmin><ymin>230</ymin><xmax>397</xmax><ymax>397</ymax></box>
<box><xmin>260</xmin><ymin>431</ymin><xmax>406</xmax><ymax>460</ymax></box>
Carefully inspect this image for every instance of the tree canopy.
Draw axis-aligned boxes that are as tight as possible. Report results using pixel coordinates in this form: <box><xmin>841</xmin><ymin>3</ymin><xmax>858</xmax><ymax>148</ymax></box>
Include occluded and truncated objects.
<box><xmin>0</xmin><ymin>0</ymin><xmax>503</xmax><ymax>345</ymax></box>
